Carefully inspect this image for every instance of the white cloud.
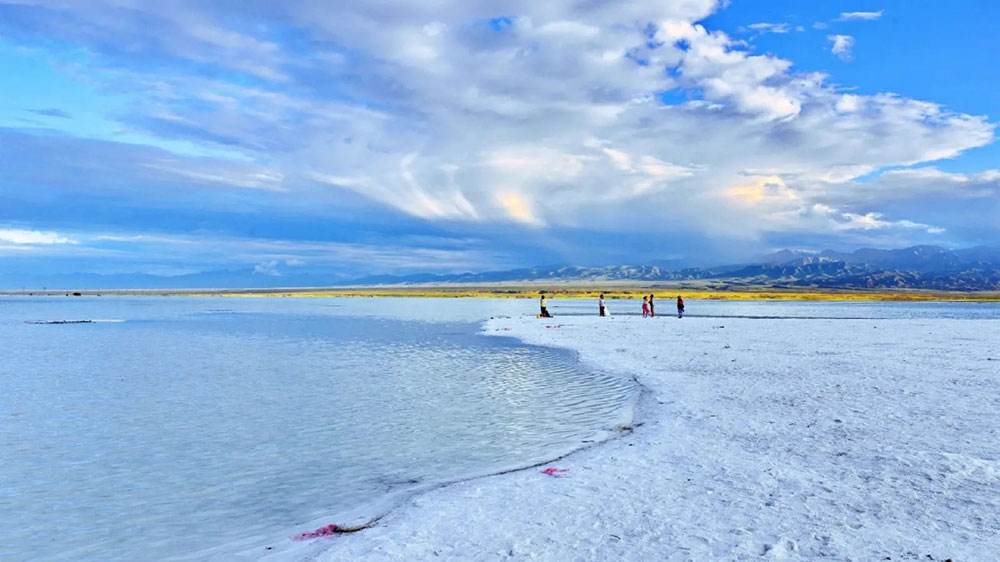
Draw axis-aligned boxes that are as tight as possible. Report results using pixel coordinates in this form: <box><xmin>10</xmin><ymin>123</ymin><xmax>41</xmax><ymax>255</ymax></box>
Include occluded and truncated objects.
<box><xmin>838</xmin><ymin>10</ymin><xmax>885</xmax><ymax>21</ymax></box>
<box><xmin>3</xmin><ymin>1</ymin><xmax>995</xmax><ymax>249</ymax></box>
<box><xmin>0</xmin><ymin>228</ymin><xmax>75</xmax><ymax>245</ymax></box>
<box><xmin>79</xmin><ymin>229</ymin><xmax>510</xmax><ymax>274</ymax></box>
<box><xmin>879</xmin><ymin>167</ymin><xmax>1000</xmax><ymax>186</ymax></box>
<box><xmin>856</xmin><ymin>167</ymin><xmax>1000</xmax><ymax>202</ymax></box>
<box><xmin>142</xmin><ymin>160</ymin><xmax>286</xmax><ymax>191</ymax></box>
<box><xmin>829</xmin><ymin>35</ymin><xmax>855</xmax><ymax>61</ymax></box>
<box><xmin>253</xmin><ymin>260</ymin><xmax>281</xmax><ymax>276</ymax></box>
<box><xmin>837</xmin><ymin>212</ymin><xmax>943</xmax><ymax>234</ymax></box>
<box><xmin>747</xmin><ymin>22</ymin><xmax>790</xmax><ymax>35</ymax></box>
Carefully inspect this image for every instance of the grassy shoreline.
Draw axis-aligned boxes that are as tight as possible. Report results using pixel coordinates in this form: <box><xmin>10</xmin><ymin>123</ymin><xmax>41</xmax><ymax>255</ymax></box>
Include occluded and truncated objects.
<box><xmin>7</xmin><ymin>284</ymin><xmax>1000</xmax><ymax>301</ymax></box>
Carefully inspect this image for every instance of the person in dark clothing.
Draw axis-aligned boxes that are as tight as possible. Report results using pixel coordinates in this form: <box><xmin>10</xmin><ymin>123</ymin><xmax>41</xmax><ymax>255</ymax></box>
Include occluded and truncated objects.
<box><xmin>540</xmin><ymin>293</ymin><xmax>552</xmax><ymax>318</ymax></box>
<box><xmin>648</xmin><ymin>294</ymin><xmax>655</xmax><ymax>317</ymax></box>
<box><xmin>677</xmin><ymin>295</ymin><xmax>685</xmax><ymax>318</ymax></box>
<box><xmin>599</xmin><ymin>293</ymin><xmax>606</xmax><ymax>317</ymax></box>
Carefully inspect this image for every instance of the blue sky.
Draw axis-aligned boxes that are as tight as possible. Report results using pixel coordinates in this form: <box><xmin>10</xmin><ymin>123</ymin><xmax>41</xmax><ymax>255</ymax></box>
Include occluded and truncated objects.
<box><xmin>1</xmin><ymin>1</ymin><xmax>998</xmax><ymax>287</ymax></box>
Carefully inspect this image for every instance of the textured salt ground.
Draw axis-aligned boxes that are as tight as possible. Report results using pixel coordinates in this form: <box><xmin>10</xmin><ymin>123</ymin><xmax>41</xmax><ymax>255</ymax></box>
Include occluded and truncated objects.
<box><xmin>303</xmin><ymin>315</ymin><xmax>999</xmax><ymax>561</ymax></box>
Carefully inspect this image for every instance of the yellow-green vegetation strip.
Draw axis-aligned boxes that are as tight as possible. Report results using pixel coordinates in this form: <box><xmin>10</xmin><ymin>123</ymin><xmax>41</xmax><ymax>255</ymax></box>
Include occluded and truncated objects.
<box><xmin>179</xmin><ymin>286</ymin><xmax>1000</xmax><ymax>302</ymax></box>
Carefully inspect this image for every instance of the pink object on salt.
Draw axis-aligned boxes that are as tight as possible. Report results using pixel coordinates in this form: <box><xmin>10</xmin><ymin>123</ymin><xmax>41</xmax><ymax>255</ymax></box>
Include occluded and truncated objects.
<box><xmin>293</xmin><ymin>524</ymin><xmax>340</xmax><ymax>541</ymax></box>
<box><xmin>540</xmin><ymin>467</ymin><xmax>569</xmax><ymax>477</ymax></box>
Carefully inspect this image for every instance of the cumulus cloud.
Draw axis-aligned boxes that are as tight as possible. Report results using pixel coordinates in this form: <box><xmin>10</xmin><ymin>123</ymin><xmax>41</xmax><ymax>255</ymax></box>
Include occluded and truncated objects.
<box><xmin>829</xmin><ymin>34</ymin><xmax>855</xmax><ymax>61</ymax></box>
<box><xmin>0</xmin><ymin>0</ymin><xmax>995</xmax><ymax>259</ymax></box>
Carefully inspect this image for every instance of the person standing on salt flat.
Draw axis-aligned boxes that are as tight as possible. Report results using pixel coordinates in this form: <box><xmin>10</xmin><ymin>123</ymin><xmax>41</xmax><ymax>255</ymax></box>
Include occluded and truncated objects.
<box><xmin>648</xmin><ymin>294</ymin><xmax>655</xmax><ymax>317</ymax></box>
<box><xmin>642</xmin><ymin>295</ymin><xmax>650</xmax><ymax>318</ymax></box>
<box><xmin>539</xmin><ymin>293</ymin><xmax>552</xmax><ymax>318</ymax></box>
<box><xmin>599</xmin><ymin>293</ymin><xmax>606</xmax><ymax>317</ymax></box>
<box><xmin>677</xmin><ymin>295</ymin><xmax>685</xmax><ymax>318</ymax></box>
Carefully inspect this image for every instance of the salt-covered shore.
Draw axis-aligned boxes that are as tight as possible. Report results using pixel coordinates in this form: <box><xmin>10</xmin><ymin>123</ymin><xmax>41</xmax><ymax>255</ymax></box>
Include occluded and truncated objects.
<box><xmin>309</xmin><ymin>313</ymin><xmax>999</xmax><ymax>561</ymax></box>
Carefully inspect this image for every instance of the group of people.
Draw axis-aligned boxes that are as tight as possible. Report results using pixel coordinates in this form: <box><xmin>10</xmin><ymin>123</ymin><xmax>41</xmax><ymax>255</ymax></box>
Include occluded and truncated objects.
<box><xmin>638</xmin><ymin>294</ymin><xmax>683</xmax><ymax>318</ymax></box>
<box><xmin>540</xmin><ymin>293</ymin><xmax>685</xmax><ymax>318</ymax></box>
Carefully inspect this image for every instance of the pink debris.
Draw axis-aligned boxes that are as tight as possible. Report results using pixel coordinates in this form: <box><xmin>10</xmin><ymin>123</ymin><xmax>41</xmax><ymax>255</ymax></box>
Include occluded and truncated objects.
<box><xmin>540</xmin><ymin>467</ymin><xmax>569</xmax><ymax>477</ymax></box>
<box><xmin>293</xmin><ymin>524</ymin><xmax>340</xmax><ymax>541</ymax></box>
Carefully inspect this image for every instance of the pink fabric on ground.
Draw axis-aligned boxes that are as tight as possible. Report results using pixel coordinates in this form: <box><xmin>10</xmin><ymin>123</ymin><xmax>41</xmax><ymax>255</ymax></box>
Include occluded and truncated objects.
<box><xmin>293</xmin><ymin>524</ymin><xmax>340</xmax><ymax>541</ymax></box>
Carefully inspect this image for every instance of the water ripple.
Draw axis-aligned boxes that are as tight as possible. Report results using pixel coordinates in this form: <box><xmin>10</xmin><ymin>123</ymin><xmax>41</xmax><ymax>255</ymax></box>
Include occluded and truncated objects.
<box><xmin>0</xmin><ymin>298</ymin><xmax>636</xmax><ymax>561</ymax></box>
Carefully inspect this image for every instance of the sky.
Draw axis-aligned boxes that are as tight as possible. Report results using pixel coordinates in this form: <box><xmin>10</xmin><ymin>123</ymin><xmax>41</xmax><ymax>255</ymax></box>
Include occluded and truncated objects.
<box><xmin>1</xmin><ymin>0</ymin><xmax>998</xmax><ymax>286</ymax></box>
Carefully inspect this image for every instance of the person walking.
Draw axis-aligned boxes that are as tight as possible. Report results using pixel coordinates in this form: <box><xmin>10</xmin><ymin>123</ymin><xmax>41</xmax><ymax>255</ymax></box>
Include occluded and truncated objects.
<box><xmin>599</xmin><ymin>293</ymin><xmax>606</xmax><ymax>317</ymax></box>
<box><xmin>540</xmin><ymin>293</ymin><xmax>552</xmax><ymax>318</ymax></box>
<box><xmin>676</xmin><ymin>295</ymin><xmax>685</xmax><ymax>318</ymax></box>
<box><xmin>648</xmin><ymin>294</ymin><xmax>655</xmax><ymax>317</ymax></box>
<box><xmin>641</xmin><ymin>295</ymin><xmax>650</xmax><ymax>318</ymax></box>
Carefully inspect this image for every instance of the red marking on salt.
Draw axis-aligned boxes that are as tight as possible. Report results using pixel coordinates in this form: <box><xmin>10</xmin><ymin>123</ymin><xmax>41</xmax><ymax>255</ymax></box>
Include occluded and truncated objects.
<box><xmin>293</xmin><ymin>524</ymin><xmax>339</xmax><ymax>541</ymax></box>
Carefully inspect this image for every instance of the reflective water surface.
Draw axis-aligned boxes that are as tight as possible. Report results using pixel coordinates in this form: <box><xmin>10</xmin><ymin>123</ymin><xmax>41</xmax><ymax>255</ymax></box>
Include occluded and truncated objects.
<box><xmin>0</xmin><ymin>297</ymin><xmax>635</xmax><ymax>561</ymax></box>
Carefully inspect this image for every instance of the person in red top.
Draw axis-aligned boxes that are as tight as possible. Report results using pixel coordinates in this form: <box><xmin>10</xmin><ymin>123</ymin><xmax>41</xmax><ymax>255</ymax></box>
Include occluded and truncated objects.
<box><xmin>676</xmin><ymin>295</ymin><xmax>685</xmax><ymax>318</ymax></box>
<box><xmin>641</xmin><ymin>295</ymin><xmax>650</xmax><ymax>318</ymax></box>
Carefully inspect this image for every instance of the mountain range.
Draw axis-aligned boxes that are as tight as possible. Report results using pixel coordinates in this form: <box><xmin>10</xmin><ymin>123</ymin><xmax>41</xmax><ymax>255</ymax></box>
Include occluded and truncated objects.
<box><xmin>348</xmin><ymin>245</ymin><xmax>1000</xmax><ymax>291</ymax></box>
<box><xmin>3</xmin><ymin>245</ymin><xmax>999</xmax><ymax>291</ymax></box>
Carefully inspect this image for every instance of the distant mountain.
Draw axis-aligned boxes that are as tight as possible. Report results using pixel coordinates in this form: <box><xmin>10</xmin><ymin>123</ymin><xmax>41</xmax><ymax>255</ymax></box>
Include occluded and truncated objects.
<box><xmin>350</xmin><ymin>264</ymin><xmax>723</xmax><ymax>285</ymax></box>
<box><xmin>350</xmin><ymin>245</ymin><xmax>1000</xmax><ymax>291</ymax></box>
<box><xmin>4</xmin><ymin>245</ymin><xmax>999</xmax><ymax>292</ymax></box>
<box><xmin>758</xmin><ymin>249</ymin><xmax>819</xmax><ymax>264</ymax></box>
<box><xmin>818</xmin><ymin>245</ymin><xmax>965</xmax><ymax>273</ymax></box>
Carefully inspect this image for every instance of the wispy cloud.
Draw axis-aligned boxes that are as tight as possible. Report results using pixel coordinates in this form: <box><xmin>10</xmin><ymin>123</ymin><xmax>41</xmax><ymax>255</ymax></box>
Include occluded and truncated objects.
<box><xmin>0</xmin><ymin>228</ymin><xmax>75</xmax><ymax>245</ymax></box>
<box><xmin>87</xmin><ymin>229</ymin><xmax>510</xmax><ymax>274</ymax></box>
<box><xmin>836</xmin><ymin>212</ymin><xmax>944</xmax><ymax>234</ymax></box>
<box><xmin>837</xmin><ymin>10</ymin><xmax>885</xmax><ymax>21</ymax></box>
<box><xmin>253</xmin><ymin>260</ymin><xmax>281</xmax><ymax>276</ymax></box>
<box><xmin>27</xmin><ymin>108</ymin><xmax>72</xmax><ymax>119</ymax></box>
<box><xmin>746</xmin><ymin>22</ymin><xmax>790</xmax><ymax>35</ymax></box>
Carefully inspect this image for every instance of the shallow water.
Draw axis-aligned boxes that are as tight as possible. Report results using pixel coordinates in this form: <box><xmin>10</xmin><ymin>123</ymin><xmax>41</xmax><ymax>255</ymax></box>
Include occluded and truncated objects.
<box><xmin>0</xmin><ymin>297</ymin><xmax>635</xmax><ymax>561</ymax></box>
